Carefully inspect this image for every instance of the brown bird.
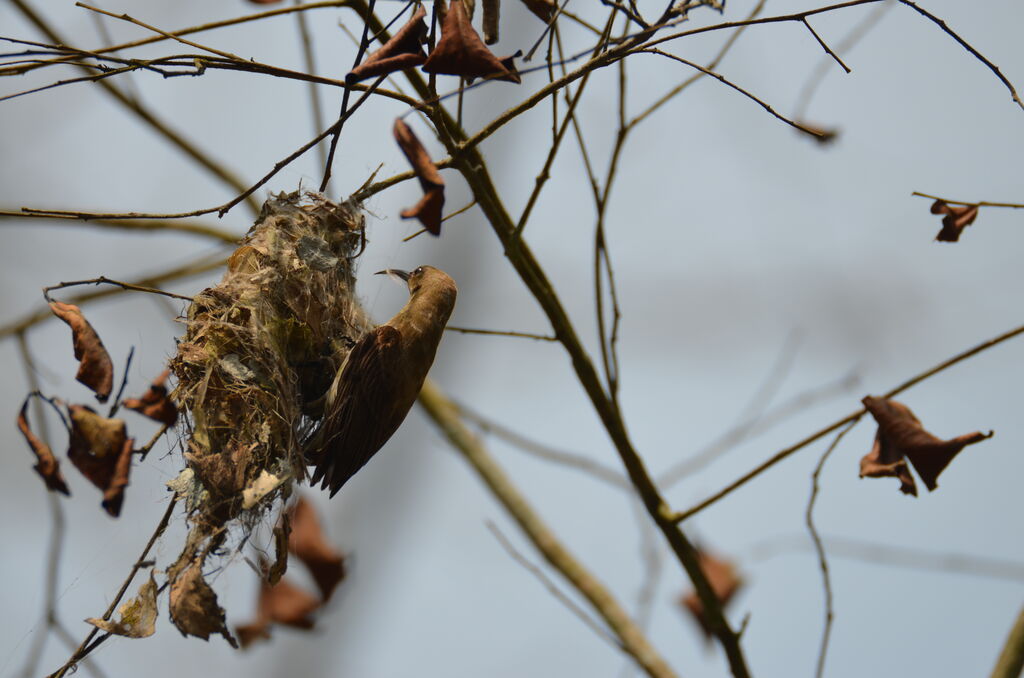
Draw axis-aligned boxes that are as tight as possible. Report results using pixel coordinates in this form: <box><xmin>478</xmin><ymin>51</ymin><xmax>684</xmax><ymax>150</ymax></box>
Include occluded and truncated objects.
<box><xmin>307</xmin><ymin>265</ymin><xmax>457</xmax><ymax>496</ymax></box>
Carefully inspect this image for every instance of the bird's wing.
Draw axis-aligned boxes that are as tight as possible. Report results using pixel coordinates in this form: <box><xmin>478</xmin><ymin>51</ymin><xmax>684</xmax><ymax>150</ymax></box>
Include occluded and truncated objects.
<box><xmin>309</xmin><ymin>325</ymin><xmax>403</xmax><ymax>496</ymax></box>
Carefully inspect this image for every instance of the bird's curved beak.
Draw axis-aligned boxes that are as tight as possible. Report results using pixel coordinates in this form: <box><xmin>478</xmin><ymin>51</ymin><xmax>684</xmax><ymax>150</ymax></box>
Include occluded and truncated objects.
<box><xmin>375</xmin><ymin>269</ymin><xmax>410</xmax><ymax>282</ymax></box>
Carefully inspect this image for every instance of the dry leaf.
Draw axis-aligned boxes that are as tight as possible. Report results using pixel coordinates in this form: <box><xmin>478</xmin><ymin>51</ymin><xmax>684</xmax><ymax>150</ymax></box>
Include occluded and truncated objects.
<box><xmin>170</xmin><ymin>559</ymin><xmax>238</xmax><ymax>647</ymax></box>
<box><xmin>16</xmin><ymin>398</ymin><xmax>70</xmax><ymax>495</ymax></box>
<box><xmin>123</xmin><ymin>369</ymin><xmax>178</xmax><ymax>426</ymax></box>
<box><xmin>186</xmin><ymin>440</ymin><xmax>254</xmax><ymax>500</ymax></box>
<box><xmin>50</xmin><ymin>302</ymin><xmax>114</xmax><ymax>402</ymax></box>
<box><xmin>860</xmin><ymin>396</ymin><xmax>993</xmax><ymax>494</ymax></box>
<box><xmin>393</xmin><ymin>119</ymin><xmax>445</xmax><ymax>235</ymax></box>
<box><xmin>482</xmin><ymin>0</ymin><xmax>500</xmax><ymax>44</ymax></box>
<box><xmin>519</xmin><ymin>0</ymin><xmax>558</xmax><ymax>22</ymax></box>
<box><xmin>86</xmin><ymin>572</ymin><xmax>157</xmax><ymax>638</ymax></box>
<box><xmin>422</xmin><ymin>0</ymin><xmax>520</xmax><ymax>83</ymax></box>
<box><xmin>236</xmin><ymin>576</ymin><xmax>322</xmax><ymax>648</ymax></box>
<box><xmin>930</xmin><ymin>200</ymin><xmax>980</xmax><ymax>242</ymax></box>
<box><xmin>347</xmin><ymin>5</ymin><xmax>428</xmax><ymax>83</ymax></box>
<box><xmin>67</xmin><ymin>405</ymin><xmax>133</xmax><ymax>516</ymax></box>
<box><xmin>268</xmin><ymin>514</ymin><xmax>291</xmax><ymax>586</ymax></box>
<box><xmin>289</xmin><ymin>497</ymin><xmax>346</xmax><ymax>601</ymax></box>
<box><xmin>681</xmin><ymin>550</ymin><xmax>743</xmax><ymax>639</ymax></box>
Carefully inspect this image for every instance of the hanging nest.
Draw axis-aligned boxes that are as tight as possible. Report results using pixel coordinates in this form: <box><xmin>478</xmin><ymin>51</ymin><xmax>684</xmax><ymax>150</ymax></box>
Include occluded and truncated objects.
<box><xmin>165</xmin><ymin>192</ymin><xmax>368</xmax><ymax>644</ymax></box>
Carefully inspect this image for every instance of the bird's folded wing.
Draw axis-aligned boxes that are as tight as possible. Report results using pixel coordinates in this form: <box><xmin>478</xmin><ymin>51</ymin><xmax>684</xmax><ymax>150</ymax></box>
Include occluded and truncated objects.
<box><xmin>309</xmin><ymin>325</ymin><xmax>403</xmax><ymax>496</ymax></box>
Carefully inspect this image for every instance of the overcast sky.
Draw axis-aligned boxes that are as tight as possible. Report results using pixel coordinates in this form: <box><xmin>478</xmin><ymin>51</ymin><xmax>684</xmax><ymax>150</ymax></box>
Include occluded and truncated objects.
<box><xmin>1</xmin><ymin>1</ymin><xmax>1023</xmax><ymax>677</ymax></box>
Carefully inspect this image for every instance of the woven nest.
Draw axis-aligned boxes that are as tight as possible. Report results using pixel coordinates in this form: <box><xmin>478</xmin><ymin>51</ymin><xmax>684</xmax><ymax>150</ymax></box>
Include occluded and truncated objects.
<box><xmin>165</xmin><ymin>192</ymin><xmax>368</xmax><ymax>643</ymax></box>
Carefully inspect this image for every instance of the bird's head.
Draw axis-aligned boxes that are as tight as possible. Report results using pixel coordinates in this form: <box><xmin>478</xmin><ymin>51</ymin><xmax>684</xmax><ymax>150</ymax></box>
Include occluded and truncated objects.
<box><xmin>376</xmin><ymin>265</ymin><xmax>457</xmax><ymax>304</ymax></box>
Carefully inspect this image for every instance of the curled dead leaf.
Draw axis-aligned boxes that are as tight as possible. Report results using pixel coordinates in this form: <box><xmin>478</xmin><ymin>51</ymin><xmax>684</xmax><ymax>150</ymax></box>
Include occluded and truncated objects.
<box><xmin>236</xmin><ymin>576</ymin><xmax>321</xmax><ymax>648</ymax></box>
<box><xmin>860</xmin><ymin>396</ymin><xmax>993</xmax><ymax>495</ymax></box>
<box><xmin>67</xmin><ymin>405</ymin><xmax>133</xmax><ymax>516</ymax></box>
<box><xmin>169</xmin><ymin>559</ymin><xmax>238</xmax><ymax>647</ymax></box>
<box><xmin>394</xmin><ymin>119</ymin><xmax>445</xmax><ymax>235</ymax></box>
<box><xmin>482</xmin><ymin>0</ymin><xmax>500</xmax><ymax>44</ymax></box>
<box><xmin>289</xmin><ymin>497</ymin><xmax>346</xmax><ymax>601</ymax></box>
<box><xmin>49</xmin><ymin>302</ymin><xmax>114</xmax><ymax>402</ymax></box>
<box><xmin>16</xmin><ymin>398</ymin><xmax>69</xmax><ymax>495</ymax></box>
<box><xmin>422</xmin><ymin>0</ymin><xmax>520</xmax><ymax>83</ymax></box>
<box><xmin>929</xmin><ymin>200</ymin><xmax>980</xmax><ymax>242</ymax></box>
<box><xmin>86</xmin><ymin>571</ymin><xmax>158</xmax><ymax>638</ymax></box>
<box><xmin>268</xmin><ymin>514</ymin><xmax>291</xmax><ymax>586</ymax></box>
<box><xmin>519</xmin><ymin>0</ymin><xmax>558</xmax><ymax>22</ymax></box>
<box><xmin>680</xmin><ymin>550</ymin><xmax>743</xmax><ymax>639</ymax></box>
<box><xmin>347</xmin><ymin>5</ymin><xmax>428</xmax><ymax>83</ymax></box>
<box><xmin>123</xmin><ymin>369</ymin><xmax>178</xmax><ymax>426</ymax></box>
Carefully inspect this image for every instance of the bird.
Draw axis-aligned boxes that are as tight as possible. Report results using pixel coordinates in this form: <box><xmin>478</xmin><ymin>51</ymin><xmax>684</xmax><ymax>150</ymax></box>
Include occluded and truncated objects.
<box><xmin>307</xmin><ymin>265</ymin><xmax>457</xmax><ymax>496</ymax></box>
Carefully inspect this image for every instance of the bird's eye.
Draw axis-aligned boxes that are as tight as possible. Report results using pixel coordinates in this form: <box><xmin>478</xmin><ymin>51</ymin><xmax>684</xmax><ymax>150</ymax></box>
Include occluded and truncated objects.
<box><xmin>414</xmin><ymin>267</ymin><xmax>424</xmax><ymax>276</ymax></box>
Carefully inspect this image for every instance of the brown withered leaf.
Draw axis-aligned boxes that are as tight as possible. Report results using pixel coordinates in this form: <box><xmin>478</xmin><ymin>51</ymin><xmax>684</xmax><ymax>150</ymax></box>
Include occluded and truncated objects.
<box><xmin>681</xmin><ymin>550</ymin><xmax>743</xmax><ymax>639</ymax></box>
<box><xmin>347</xmin><ymin>5</ymin><xmax>428</xmax><ymax>83</ymax></box>
<box><xmin>170</xmin><ymin>559</ymin><xmax>238</xmax><ymax>647</ymax></box>
<box><xmin>519</xmin><ymin>0</ymin><xmax>558</xmax><ymax>22</ymax></box>
<box><xmin>16</xmin><ymin>398</ymin><xmax>69</xmax><ymax>495</ymax></box>
<box><xmin>860</xmin><ymin>425</ymin><xmax>918</xmax><ymax>496</ymax></box>
<box><xmin>186</xmin><ymin>439</ymin><xmax>254</xmax><ymax>500</ymax></box>
<box><xmin>50</xmin><ymin>302</ymin><xmax>114</xmax><ymax>402</ymax></box>
<box><xmin>236</xmin><ymin>576</ymin><xmax>322</xmax><ymax>649</ymax></box>
<box><xmin>482</xmin><ymin>0</ymin><xmax>500</xmax><ymax>44</ymax></box>
<box><xmin>67</xmin><ymin>405</ymin><xmax>133</xmax><ymax>516</ymax></box>
<box><xmin>268</xmin><ymin>514</ymin><xmax>291</xmax><ymax>586</ymax></box>
<box><xmin>930</xmin><ymin>200</ymin><xmax>980</xmax><ymax>242</ymax></box>
<box><xmin>289</xmin><ymin>497</ymin><xmax>346</xmax><ymax>601</ymax></box>
<box><xmin>394</xmin><ymin>119</ymin><xmax>445</xmax><ymax>235</ymax></box>
<box><xmin>86</xmin><ymin>571</ymin><xmax>158</xmax><ymax>638</ymax></box>
<box><xmin>123</xmin><ymin>369</ymin><xmax>178</xmax><ymax>426</ymax></box>
<box><xmin>860</xmin><ymin>396</ymin><xmax>993</xmax><ymax>494</ymax></box>
<box><xmin>422</xmin><ymin>0</ymin><xmax>520</xmax><ymax>83</ymax></box>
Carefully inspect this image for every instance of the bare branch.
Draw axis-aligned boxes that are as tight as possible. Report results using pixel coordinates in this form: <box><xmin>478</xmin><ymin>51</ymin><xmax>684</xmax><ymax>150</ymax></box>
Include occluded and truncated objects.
<box><xmin>673</xmin><ymin>320</ymin><xmax>1024</xmax><ymax>523</ymax></box>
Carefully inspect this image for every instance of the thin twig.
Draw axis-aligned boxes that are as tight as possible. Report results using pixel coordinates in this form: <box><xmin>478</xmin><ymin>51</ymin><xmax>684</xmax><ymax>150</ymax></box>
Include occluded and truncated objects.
<box><xmin>658</xmin><ymin>367</ymin><xmax>860</xmax><ymax>487</ymax></box>
<box><xmin>6</xmin><ymin>2</ymin><xmax>357</xmax><ymax>73</ymax></box>
<box><xmin>896</xmin><ymin>0</ymin><xmax>1024</xmax><ymax>112</ymax></box>
<box><xmin>294</xmin><ymin>0</ymin><xmax>327</xmax><ymax>171</ymax></box>
<box><xmin>47</xmin><ymin>498</ymin><xmax>178</xmax><ymax>678</ymax></box>
<box><xmin>319</xmin><ymin>0</ymin><xmax>378</xmax><ymax>192</ymax></box>
<box><xmin>44</xmin><ymin>277</ymin><xmax>195</xmax><ymax>302</ymax></box>
<box><xmin>451</xmin><ymin>399</ymin><xmax>629</xmax><ymax>489</ymax></box>
<box><xmin>14</xmin><ymin>334</ymin><xmax>106</xmax><ymax>678</ymax></box>
<box><xmin>444</xmin><ymin>326</ymin><xmax>557</xmax><ymax>342</ymax></box>
<box><xmin>138</xmin><ymin>424</ymin><xmax>172</xmax><ymax>462</ymax></box>
<box><xmin>0</xmin><ymin>254</ymin><xmax>226</xmax><ymax>340</ymax></box>
<box><xmin>746</xmin><ymin>534</ymin><xmax>1024</xmax><ymax>582</ymax></box>
<box><xmin>794</xmin><ymin>0</ymin><xmax>892</xmax><ymax>121</ymax></box>
<box><xmin>418</xmin><ymin>380</ymin><xmax>677</xmax><ymax>678</ymax></box>
<box><xmin>10</xmin><ymin>0</ymin><xmax>260</xmax><ymax>217</ymax></box>
<box><xmin>0</xmin><ymin>213</ymin><xmax>239</xmax><ymax>244</ymax></box>
<box><xmin>806</xmin><ymin>420</ymin><xmax>857</xmax><ymax>678</ymax></box>
<box><xmin>912</xmin><ymin>192</ymin><xmax>1024</xmax><ymax>209</ymax></box>
<box><xmin>672</xmin><ymin>320</ymin><xmax>1024</xmax><ymax>523</ymax></box>
<box><xmin>402</xmin><ymin>200</ymin><xmax>477</xmax><ymax>241</ymax></box>
<box><xmin>485</xmin><ymin>521</ymin><xmax>625</xmax><ymax>651</ymax></box>
<box><xmin>801</xmin><ymin>18</ymin><xmax>850</xmax><ymax>73</ymax></box>
<box><xmin>638</xmin><ymin>49</ymin><xmax>828</xmax><ymax>138</ymax></box>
